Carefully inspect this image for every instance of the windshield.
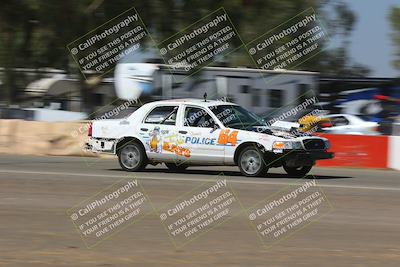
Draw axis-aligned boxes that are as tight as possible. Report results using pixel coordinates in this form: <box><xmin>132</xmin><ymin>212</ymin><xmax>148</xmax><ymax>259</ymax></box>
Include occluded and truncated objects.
<box><xmin>210</xmin><ymin>105</ymin><xmax>266</xmax><ymax>129</ymax></box>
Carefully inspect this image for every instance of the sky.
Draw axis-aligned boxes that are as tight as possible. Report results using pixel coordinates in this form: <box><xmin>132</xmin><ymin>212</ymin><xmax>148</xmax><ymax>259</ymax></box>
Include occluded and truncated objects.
<box><xmin>344</xmin><ymin>0</ymin><xmax>399</xmax><ymax>77</ymax></box>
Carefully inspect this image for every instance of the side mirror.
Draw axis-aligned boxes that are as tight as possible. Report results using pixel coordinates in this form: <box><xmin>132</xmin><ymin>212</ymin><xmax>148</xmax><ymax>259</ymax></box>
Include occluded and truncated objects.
<box><xmin>210</xmin><ymin>124</ymin><xmax>219</xmax><ymax>133</ymax></box>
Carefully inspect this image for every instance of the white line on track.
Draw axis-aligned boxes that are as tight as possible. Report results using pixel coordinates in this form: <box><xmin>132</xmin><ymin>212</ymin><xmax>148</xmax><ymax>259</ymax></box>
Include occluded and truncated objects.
<box><xmin>0</xmin><ymin>169</ymin><xmax>399</xmax><ymax>192</ymax></box>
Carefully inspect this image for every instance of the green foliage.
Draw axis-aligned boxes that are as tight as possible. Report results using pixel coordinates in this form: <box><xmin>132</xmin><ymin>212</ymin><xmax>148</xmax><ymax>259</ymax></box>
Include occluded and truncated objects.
<box><xmin>388</xmin><ymin>5</ymin><xmax>400</xmax><ymax>71</ymax></box>
<box><xmin>0</xmin><ymin>0</ymin><xmax>371</xmax><ymax>103</ymax></box>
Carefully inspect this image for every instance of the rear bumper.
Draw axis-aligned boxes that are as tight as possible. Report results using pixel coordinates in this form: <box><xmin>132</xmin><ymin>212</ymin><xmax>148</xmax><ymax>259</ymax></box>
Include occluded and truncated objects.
<box><xmin>284</xmin><ymin>150</ymin><xmax>334</xmax><ymax>167</ymax></box>
<box><xmin>85</xmin><ymin>137</ymin><xmax>116</xmax><ymax>154</ymax></box>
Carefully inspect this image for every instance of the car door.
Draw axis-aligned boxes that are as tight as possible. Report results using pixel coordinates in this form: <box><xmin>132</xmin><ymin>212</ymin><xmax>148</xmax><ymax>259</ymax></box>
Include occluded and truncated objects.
<box><xmin>176</xmin><ymin>105</ymin><xmax>225</xmax><ymax>164</ymax></box>
<box><xmin>139</xmin><ymin>104</ymin><xmax>180</xmax><ymax>162</ymax></box>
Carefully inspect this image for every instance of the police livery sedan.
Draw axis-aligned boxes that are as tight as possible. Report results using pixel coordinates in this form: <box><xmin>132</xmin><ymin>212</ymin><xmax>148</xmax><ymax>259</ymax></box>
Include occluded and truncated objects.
<box><xmin>85</xmin><ymin>99</ymin><xmax>333</xmax><ymax>177</ymax></box>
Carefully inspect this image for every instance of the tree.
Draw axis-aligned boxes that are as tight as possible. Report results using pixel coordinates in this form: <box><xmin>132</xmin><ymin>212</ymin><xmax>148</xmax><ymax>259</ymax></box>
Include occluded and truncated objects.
<box><xmin>0</xmin><ymin>0</ymin><xmax>36</xmax><ymax>104</ymax></box>
<box><xmin>0</xmin><ymin>0</ymin><xmax>370</xmax><ymax>105</ymax></box>
<box><xmin>307</xmin><ymin>1</ymin><xmax>370</xmax><ymax>76</ymax></box>
<box><xmin>388</xmin><ymin>5</ymin><xmax>400</xmax><ymax>72</ymax></box>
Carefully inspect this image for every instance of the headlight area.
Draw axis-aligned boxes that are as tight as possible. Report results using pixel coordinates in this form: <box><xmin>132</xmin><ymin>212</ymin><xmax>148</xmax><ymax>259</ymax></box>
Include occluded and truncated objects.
<box><xmin>272</xmin><ymin>141</ymin><xmax>302</xmax><ymax>153</ymax></box>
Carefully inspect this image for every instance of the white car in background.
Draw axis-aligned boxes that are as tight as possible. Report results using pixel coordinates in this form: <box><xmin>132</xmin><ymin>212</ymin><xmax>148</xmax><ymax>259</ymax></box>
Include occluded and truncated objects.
<box><xmin>321</xmin><ymin>114</ymin><xmax>379</xmax><ymax>135</ymax></box>
<box><xmin>85</xmin><ymin>99</ymin><xmax>333</xmax><ymax>177</ymax></box>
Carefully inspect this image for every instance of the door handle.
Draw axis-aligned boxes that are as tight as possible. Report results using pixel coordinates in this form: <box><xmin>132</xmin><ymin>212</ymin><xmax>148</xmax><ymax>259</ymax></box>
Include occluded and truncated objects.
<box><xmin>140</xmin><ymin>128</ymin><xmax>148</xmax><ymax>132</ymax></box>
<box><xmin>179</xmin><ymin>130</ymin><xmax>187</xmax><ymax>134</ymax></box>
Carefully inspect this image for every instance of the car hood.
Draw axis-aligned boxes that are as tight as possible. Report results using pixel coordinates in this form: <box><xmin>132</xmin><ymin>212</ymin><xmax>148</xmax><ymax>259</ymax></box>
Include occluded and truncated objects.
<box><xmin>249</xmin><ymin>126</ymin><xmax>309</xmax><ymax>139</ymax></box>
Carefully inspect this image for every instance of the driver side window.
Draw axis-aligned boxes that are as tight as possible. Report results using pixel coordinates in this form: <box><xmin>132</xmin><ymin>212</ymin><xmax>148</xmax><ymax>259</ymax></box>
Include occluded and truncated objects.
<box><xmin>184</xmin><ymin>107</ymin><xmax>215</xmax><ymax>128</ymax></box>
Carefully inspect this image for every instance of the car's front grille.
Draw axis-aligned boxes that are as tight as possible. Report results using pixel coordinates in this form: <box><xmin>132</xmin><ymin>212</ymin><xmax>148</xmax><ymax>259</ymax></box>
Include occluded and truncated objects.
<box><xmin>303</xmin><ymin>139</ymin><xmax>325</xmax><ymax>150</ymax></box>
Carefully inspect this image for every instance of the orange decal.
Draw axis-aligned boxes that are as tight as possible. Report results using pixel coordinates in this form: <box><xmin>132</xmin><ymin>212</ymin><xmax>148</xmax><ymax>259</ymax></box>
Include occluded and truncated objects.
<box><xmin>218</xmin><ymin>130</ymin><xmax>238</xmax><ymax>146</ymax></box>
<box><xmin>162</xmin><ymin>142</ymin><xmax>170</xmax><ymax>151</ymax></box>
<box><xmin>183</xmin><ymin>149</ymin><xmax>191</xmax><ymax>158</ymax></box>
<box><xmin>163</xmin><ymin>142</ymin><xmax>191</xmax><ymax>158</ymax></box>
<box><xmin>218</xmin><ymin>129</ymin><xmax>230</xmax><ymax>144</ymax></box>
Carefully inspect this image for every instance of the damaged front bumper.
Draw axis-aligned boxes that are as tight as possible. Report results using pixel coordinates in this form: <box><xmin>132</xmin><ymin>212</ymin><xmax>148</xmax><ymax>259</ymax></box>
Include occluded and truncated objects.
<box><xmin>284</xmin><ymin>150</ymin><xmax>334</xmax><ymax>167</ymax></box>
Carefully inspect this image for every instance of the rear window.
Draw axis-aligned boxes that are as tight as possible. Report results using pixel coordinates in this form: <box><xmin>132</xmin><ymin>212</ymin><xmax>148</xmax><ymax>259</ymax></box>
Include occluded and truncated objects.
<box><xmin>144</xmin><ymin>106</ymin><xmax>178</xmax><ymax>125</ymax></box>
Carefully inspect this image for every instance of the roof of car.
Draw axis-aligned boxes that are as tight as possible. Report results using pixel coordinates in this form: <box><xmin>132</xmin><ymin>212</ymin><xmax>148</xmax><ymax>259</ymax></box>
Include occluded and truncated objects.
<box><xmin>149</xmin><ymin>98</ymin><xmax>237</xmax><ymax>107</ymax></box>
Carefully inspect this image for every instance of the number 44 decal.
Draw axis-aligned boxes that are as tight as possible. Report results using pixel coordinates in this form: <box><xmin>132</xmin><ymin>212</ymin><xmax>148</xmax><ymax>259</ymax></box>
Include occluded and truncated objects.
<box><xmin>218</xmin><ymin>130</ymin><xmax>238</xmax><ymax>146</ymax></box>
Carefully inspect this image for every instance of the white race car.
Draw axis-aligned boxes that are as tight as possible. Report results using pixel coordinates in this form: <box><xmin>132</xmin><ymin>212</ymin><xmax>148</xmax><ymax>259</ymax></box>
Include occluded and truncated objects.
<box><xmin>85</xmin><ymin>99</ymin><xmax>333</xmax><ymax>177</ymax></box>
<box><xmin>321</xmin><ymin>114</ymin><xmax>379</xmax><ymax>135</ymax></box>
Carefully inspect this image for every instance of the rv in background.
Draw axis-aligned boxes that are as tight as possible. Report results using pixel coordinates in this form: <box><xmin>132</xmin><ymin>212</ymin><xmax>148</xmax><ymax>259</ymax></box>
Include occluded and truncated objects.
<box><xmin>114</xmin><ymin>63</ymin><xmax>319</xmax><ymax>117</ymax></box>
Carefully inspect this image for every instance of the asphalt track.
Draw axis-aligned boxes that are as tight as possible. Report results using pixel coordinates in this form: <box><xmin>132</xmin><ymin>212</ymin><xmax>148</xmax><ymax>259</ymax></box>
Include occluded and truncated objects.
<box><xmin>0</xmin><ymin>154</ymin><xmax>399</xmax><ymax>267</ymax></box>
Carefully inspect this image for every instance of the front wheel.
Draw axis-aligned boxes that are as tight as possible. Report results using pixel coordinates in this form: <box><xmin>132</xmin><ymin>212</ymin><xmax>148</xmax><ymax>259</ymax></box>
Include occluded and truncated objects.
<box><xmin>238</xmin><ymin>146</ymin><xmax>268</xmax><ymax>177</ymax></box>
<box><xmin>117</xmin><ymin>142</ymin><xmax>147</xmax><ymax>171</ymax></box>
<box><xmin>283</xmin><ymin>164</ymin><xmax>312</xmax><ymax>177</ymax></box>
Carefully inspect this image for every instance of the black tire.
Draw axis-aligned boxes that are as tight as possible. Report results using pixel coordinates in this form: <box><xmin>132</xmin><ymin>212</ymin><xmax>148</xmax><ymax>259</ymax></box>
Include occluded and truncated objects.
<box><xmin>117</xmin><ymin>141</ymin><xmax>147</xmax><ymax>171</ymax></box>
<box><xmin>165</xmin><ymin>163</ymin><xmax>188</xmax><ymax>172</ymax></box>
<box><xmin>238</xmin><ymin>146</ymin><xmax>268</xmax><ymax>177</ymax></box>
<box><xmin>283</xmin><ymin>164</ymin><xmax>312</xmax><ymax>177</ymax></box>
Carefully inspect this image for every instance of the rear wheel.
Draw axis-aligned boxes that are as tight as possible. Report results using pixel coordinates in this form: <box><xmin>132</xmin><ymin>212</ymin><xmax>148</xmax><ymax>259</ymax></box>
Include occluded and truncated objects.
<box><xmin>117</xmin><ymin>142</ymin><xmax>147</xmax><ymax>171</ymax></box>
<box><xmin>238</xmin><ymin>146</ymin><xmax>268</xmax><ymax>177</ymax></box>
<box><xmin>283</xmin><ymin>164</ymin><xmax>312</xmax><ymax>177</ymax></box>
<box><xmin>165</xmin><ymin>163</ymin><xmax>188</xmax><ymax>172</ymax></box>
